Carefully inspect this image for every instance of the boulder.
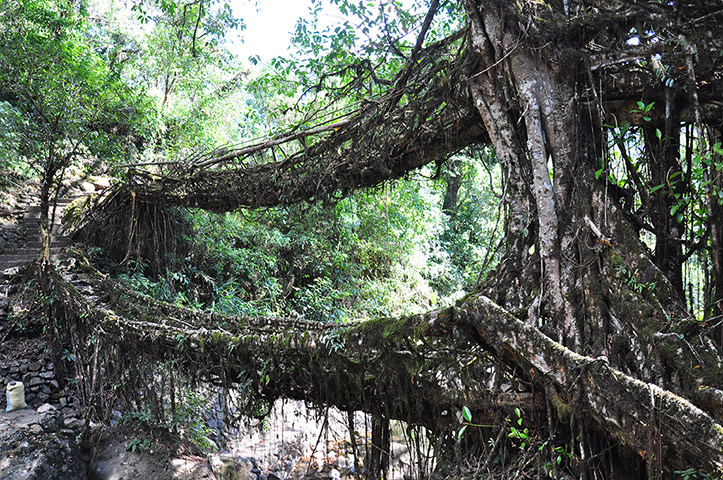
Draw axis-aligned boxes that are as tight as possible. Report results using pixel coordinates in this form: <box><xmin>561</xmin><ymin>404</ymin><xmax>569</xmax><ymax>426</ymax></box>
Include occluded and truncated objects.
<box><xmin>37</xmin><ymin>403</ymin><xmax>57</xmax><ymax>415</ymax></box>
<box><xmin>89</xmin><ymin>176</ymin><xmax>112</xmax><ymax>190</ymax></box>
<box><xmin>216</xmin><ymin>458</ymin><xmax>255</xmax><ymax>480</ymax></box>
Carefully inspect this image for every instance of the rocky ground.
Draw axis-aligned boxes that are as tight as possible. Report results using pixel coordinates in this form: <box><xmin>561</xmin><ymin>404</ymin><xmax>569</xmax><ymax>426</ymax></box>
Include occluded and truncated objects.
<box><xmin>0</xmin><ymin>405</ymin><xmax>88</xmax><ymax>479</ymax></box>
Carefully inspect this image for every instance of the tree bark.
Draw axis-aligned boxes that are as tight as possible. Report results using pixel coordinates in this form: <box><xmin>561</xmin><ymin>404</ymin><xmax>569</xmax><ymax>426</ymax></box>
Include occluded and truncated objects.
<box><xmin>442</xmin><ymin>159</ymin><xmax>462</xmax><ymax>219</ymax></box>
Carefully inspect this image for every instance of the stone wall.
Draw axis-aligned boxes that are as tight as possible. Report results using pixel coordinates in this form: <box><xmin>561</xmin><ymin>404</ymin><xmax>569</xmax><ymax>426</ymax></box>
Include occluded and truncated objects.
<box><xmin>0</xmin><ymin>358</ymin><xmax>74</xmax><ymax>414</ymax></box>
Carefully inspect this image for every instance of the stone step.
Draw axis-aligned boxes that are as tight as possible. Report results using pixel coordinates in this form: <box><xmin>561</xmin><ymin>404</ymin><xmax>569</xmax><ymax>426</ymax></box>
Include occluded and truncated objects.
<box><xmin>0</xmin><ymin>195</ymin><xmax>82</xmax><ymax>271</ymax></box>
<box><xmin>25</xmin><ymin>240</ymin><xmax>72</xmax><ymax>250</ymax></box>
<box><xmin>19</xmin><ymin>219</ymin><xmax>66</xmax><ymax>229</ymax></box>
<box><xmin>1</xmin><ymin>246</ymin><xmax>67</xmax><ymax>256</ymax></box>
<box><xmin>23</xmin><ymin>209</ymin><xmax>70</xmax><ymax>217</ymax></box>
<box><xmin>21</xmin><ymin>218</ymin><xmax>67</xmax><ymax>228</ymax></box>
<box><xmin>17</xmin><ymin>232</ymin><xmax>66</xmax><ymax>243</ymax></box>
<box><xmin>0</xmin><ymin>251</ymin><xmax>68</xmax><ymax>269</ymax></box>
<box><xmin>22</xmin><ymin>201</ymin><xmax>74</xmax><ymax>212</ymax></box>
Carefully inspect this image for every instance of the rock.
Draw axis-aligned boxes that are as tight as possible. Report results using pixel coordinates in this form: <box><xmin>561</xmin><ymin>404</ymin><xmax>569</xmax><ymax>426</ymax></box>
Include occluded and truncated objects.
<box><xmin>0</xmin><ymin>425</ymin><xmax>88</xmax><ymax>479</ymax></box>
<box><xmin>64</xmin><ymin>417</ymin><xmax>83</xmax><ymax>429</ymax></box>
<box><xmin>90</xmin><ymin>176</ymin><xmax>111</xmax><ymax>190</ymax></box>
<box><xmin>218</xmin><ymin>458</ymin><xmax>255</xmax><ymax>480</ymax></box>
<box><xmin>38</xmin><ymin>410</ymin><xmax>62</xmax><ymax>432</ymax></box>
<box><xmin>80</xmin><ymin>182</ymin><xmax>95</xmax><ymax>193</ymax></box>
<box><xmin>37</xmin><ymin>403</ymin><xmax>57</xmax><ymax>414</ymax></box>
<box><xmin>50</xmin><ymin>380</ymin><xmax>59</xmax><ymax>389</ymax></box>
<box><xmin>28</xmin><ymin>361</ymin><xmax>43</xmax><ymax>372</ymax></box>
<box><xmin>2</xmin><ymin>267</ymin><xmax>20</xmax><ymax>280</ymax></box>
<box><xmin>27</xmin><ymin>376</ymin><xmax>44</xmax><ymax>387</ymax></box>
<box><xmin>93</xmin><ymin>429</ymin><xmax>220</xmax><ymax>479</ymax></box>
<box><xmin>40</xmin><ymin>371</ymin><xmax>55</xmax><ymax>379</ymax></box>
<box><xmin>334</xmin><ymin>455</ymin><xmax>349</xmax><ymax>469</ymax></box>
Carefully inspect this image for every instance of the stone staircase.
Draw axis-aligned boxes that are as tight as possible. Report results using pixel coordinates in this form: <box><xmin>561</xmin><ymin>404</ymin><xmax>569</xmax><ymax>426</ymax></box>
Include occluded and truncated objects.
<box><xmin>0</xmin><ymin>194</ymin><xmax>80</xmax><ymax>338</ymax></box>
<box><xmin>0</xmin><ymin>196</ymin><xmax>77</xmax><ymax>273</ymax></box>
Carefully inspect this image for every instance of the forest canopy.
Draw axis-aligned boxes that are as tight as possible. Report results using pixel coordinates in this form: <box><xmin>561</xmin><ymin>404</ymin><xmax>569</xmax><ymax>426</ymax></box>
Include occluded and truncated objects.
<box><xmin>2</xmin><ymin>0</ymin><xmax>723</xmax><ymax>478</ymax></box>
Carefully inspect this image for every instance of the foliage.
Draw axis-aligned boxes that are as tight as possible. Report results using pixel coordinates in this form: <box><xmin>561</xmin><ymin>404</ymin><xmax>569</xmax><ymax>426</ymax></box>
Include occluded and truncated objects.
<box><xmin>120</xmin><ymin>385</ymin><xmax>217</xmax><ymax>454</ymax></box>
<box><xmin>600</xmin><ymin>101</ymin><xmax>723</xmax><ymax>319</ymax></box>
<box><xmin>241</xmin><ymin>0</ymin><xmax>465</xmax><ymax>144</ymax></box>
<box><xmin>118</xmin><ymin>159</ymin><xmax>500</xmax><ymax>323</ymax></box>
<box><xmin>0</xmin><ymin>0</ymin><xmax>154</xmax><ymax>190</ymax></box>
<box><xmin>128</xmin><ymin>0</ymin><xmax>244</xmax><ymax>154</ymax></box>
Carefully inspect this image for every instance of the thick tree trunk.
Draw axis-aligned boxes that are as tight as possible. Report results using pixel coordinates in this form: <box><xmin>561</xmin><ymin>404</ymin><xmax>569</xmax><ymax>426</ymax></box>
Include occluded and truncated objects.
<box><xmin>39</xmin><ymin>151</ymin><xmax>67</xmax><ymax>387</ymax></box>
<box><xmin>460</xmin><ymin>0</ymin><xmax>723</xmax><ymax>474</ymax></box>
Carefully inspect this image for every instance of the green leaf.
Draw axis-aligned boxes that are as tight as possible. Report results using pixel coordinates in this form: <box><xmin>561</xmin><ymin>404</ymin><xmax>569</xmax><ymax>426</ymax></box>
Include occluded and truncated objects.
<box><xmin>457</xmin><ymin>425</ymin><xmax>468</xmax><ymax>440</ymax></box>
<box><xmin>462</xmin><ymin>405</ymin><xmax>472</xmax><ymax>422</ymax></box>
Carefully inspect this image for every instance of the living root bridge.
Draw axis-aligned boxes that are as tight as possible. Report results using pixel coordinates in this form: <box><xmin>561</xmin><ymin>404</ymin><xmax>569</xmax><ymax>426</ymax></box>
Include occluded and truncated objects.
<box><xmin>116</xmin><ymin>31</ymin><xmax>487</xmax><ymax>212</ymax></box>
<box><xmin>119</xmin><ymin>109</ymin><xmax>485</xmax><ymax>212</ymax></box>
<box><xmin>52</xmin><ymin>264</ymin><xmax>723</xmax><ymax>473</ymax></box>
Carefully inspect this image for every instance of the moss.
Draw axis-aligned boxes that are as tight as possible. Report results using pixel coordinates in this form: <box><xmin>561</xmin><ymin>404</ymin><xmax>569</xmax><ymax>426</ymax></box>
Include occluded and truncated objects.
<box><xmin>351</xmin><ymin>314</ymin><xmax>415</xmax><ymax>342</ymax></box>
<box><xmin>62</xmin><ymin>196</ymin><xmax>91</xmax><ymax>229</ymax></box>
<box><xmin>549</xmin><ymin>390</ymin><xmax>572</xmax><ymax>419</ymax></box>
